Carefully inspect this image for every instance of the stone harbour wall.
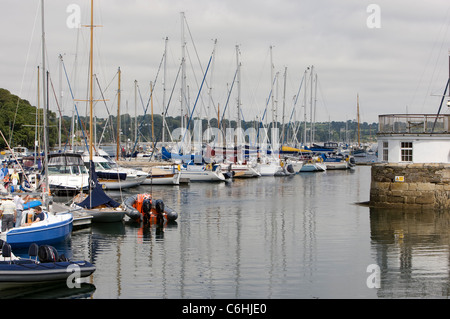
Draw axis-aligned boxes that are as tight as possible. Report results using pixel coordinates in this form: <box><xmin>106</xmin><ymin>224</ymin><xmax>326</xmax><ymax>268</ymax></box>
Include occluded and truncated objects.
<box><xmin>370</xmin><ymin>163</ymin><xmax>450</xmax><ymax>210</ymax></box>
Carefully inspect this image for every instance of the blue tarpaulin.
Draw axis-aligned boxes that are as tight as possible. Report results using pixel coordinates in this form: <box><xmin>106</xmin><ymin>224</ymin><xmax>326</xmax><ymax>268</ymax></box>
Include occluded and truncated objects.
<box><xmin>77</xmin><ymin>161</ymin><xmax>120</xmax><ymax>209</ymax></box>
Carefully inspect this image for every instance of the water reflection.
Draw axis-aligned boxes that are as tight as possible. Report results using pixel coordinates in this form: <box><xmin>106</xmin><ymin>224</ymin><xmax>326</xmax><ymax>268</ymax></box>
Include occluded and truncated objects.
<box><xmin>16</xmin><ymin>166</ymin><xmax>450</xmax><ymax>299</ymax></box>
<box><xmin>370</xmin><ymin>208</ymin><xmax>450</xmax><ymax>298</ymax></box>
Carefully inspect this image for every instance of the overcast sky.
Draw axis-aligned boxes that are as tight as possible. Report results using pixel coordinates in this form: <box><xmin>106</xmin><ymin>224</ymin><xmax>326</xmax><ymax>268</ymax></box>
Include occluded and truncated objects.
<box><xmin>1</xmin><ymin>0</ymin><xmax>450</xmax><ymax>125</ymax></box>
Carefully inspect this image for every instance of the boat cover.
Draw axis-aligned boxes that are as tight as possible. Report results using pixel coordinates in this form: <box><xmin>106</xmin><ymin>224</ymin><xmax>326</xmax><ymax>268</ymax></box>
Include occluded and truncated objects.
<box><xmin>77</xmin><ymin>161</ymin><xmax>120</xmax><ymax>209</ymax></box>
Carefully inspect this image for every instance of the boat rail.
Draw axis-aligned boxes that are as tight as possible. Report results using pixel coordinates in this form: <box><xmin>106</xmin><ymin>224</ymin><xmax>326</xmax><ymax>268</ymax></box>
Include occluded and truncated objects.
<box><xmin>378</xmin><ymin>114</ymin><xmax>450</xmax><ymax>134</ymax></box>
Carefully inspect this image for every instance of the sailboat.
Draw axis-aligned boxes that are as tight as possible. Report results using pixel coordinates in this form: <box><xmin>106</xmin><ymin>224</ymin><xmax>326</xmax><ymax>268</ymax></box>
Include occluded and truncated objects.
<box><xmin>1</xmin><ymin>0</ymin><xmax>75</xmax><ymax>248</ymax></box>
<box><xmin>71</xmin><ymin>0</ymin><xmax>126</xmax><ymax>223</ymax></box>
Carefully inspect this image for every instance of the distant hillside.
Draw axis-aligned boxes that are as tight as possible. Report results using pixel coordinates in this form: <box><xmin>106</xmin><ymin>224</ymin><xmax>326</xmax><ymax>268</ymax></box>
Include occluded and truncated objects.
<box><xmin>0</xmin><ymin>88</ymin><xmax>377</xmax><ymax>150</ymax></box>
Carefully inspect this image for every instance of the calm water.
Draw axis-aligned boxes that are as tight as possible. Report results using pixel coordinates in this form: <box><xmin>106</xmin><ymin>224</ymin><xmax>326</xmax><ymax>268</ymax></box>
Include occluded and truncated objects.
<box><xmin>6</xmin><ymin>165</ymin><xmax>450</xmax><ymax>299</ymax></box>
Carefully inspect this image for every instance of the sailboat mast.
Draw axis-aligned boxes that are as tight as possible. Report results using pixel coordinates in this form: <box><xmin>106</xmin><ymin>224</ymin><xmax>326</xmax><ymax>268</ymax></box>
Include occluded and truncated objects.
<box><xmin>41</xmin><ymin>0</ymin><xmax>49</xmax><ymax>199</ymax></box>
<box><xmin>89</xmin><ymin>0</ymin><xmax>94</xmax><ymax>162</ymax></box>
<box><xmin>236</xmin><ymin>44</ymin><xmax>241</xmax><ymax>131</ymax></box>
<box><xmin>357</xmin><ymin>94</ymin><xmax>360</xmax><ymax>148</ymax></box>
<box><xmin>162</xmin><ymin>37</ymin><xmax>168</xmax><ymax>144</ymax></box>
<box><xmin>134</xmin><ymin>80</ymin><xmax>138</xmax><ymax>144</ymax></box>
<box><xmin>180</xmin><ymin>12</ymin><xmax>186</xmax><ymax>131</ymax></box>
<box><xmin>116</xmin><ymin>67</ymin><xmax>121</xmax><ymax>160</ymax></box>
<box><xmin>281</xmin><ymin>66</ymin><xmax>287</xmax><ymax>145</ymax></box>
<box><xmin>150</xmin><ymin>81</ymin><xmax>155</xmax><ymax>149</ymax></box>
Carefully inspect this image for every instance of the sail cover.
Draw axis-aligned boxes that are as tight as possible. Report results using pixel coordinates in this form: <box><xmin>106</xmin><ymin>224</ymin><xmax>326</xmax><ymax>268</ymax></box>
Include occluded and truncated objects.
<box><xmin>77</xmin><ymin>161</ymin><xmax>120</xmax><ymax>209</ymax></box>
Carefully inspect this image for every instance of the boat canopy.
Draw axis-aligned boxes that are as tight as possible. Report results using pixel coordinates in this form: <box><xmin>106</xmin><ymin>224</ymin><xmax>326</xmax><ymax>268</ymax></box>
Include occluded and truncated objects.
<box><xmin>77</xmin><ymin>161</ymin><xmax>120</xmax><ymax>209</ymax></box>
<box><xmin>48</xmin><ymin>153</ymin><xmax>85</xmax><ymax>166</ymax></box>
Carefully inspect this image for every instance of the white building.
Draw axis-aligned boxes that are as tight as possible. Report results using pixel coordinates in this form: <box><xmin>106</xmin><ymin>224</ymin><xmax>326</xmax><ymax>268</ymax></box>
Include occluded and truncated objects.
<box><xmin>377</xmin><ymin>114</ymin><xmax>450</xmax><ymax>164</ymax></box>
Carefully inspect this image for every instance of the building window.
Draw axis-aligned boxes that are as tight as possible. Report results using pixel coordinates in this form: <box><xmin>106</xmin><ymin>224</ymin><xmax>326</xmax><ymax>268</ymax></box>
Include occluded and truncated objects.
<box><xmin>382</xmin><ymin>141</ymin><xmax>388</xmax><ymax>161</ymax></box>
<box><xmin>400</xmin><ymin>142</ymin><xmax>413</xmax><ymax>162</ymax></box>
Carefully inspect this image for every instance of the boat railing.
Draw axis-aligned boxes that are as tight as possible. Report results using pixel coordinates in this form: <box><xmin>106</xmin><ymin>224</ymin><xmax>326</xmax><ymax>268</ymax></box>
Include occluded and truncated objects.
<box><xmin>378</xmin><ymin>114</ymin><xmax>449</xmax><ymax>134</ymax></box>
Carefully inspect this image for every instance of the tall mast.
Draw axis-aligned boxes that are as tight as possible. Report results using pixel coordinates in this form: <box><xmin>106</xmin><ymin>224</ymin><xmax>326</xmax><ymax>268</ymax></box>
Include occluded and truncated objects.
<box><xmin>162</xmin><ymin>37</ymin><xmax>168</xmax><ymax>144</ymax></box>
<box><xmin>236</xmin><ymin>44</ymin><xmax>241</xmax><ymax>131</ymax></box>
<box><xmin>150</xmin><ymin>81</ymin><xmax>155</xmax><ymax>149</ymax></box>
<box><xmin>134</xmin><ymin>79</ymin><xmax>138</xmax><ymax>144</ymax></box>
<box><xmin>35</xmin><ymin>66</ymin><xmax>40</xmax><ymax>166</ymax></box>
<box><xmin>116</xmin><ymin>67</ymin><xmax>121</xmax><ymax>160</ymax></box>
<box><xmin>310</xmin><ymin>65</ymin><xmax>314</xmax><ymax>145</ymax></box>
<box><xmin>303</xmin><ymin>67</ymin><xmax>308</xmax><ymax>146</ymax></box>
<box><xmin>88</xmin><ymin>0</ymin><xmax>94</xmax><ymax>162</ymax></box>
<box><xmin>41</xmin><ymin>0</ymin><xmax>49</xmax><ymax>200</ymax></box>
<box><xmin>58</xmin><ymin>54</ymin><xmax>63</xmax><ymax>150</ymax></box>
<box><xmin>357</xmin><ymin>93</ymin><xmax>360</xmax><ymax>148</ymax></box>
<box><xmin>313</xmin><ymin>72</ymin><xmax>318</xmax><ymax>143</ymax></box>
<box><xmin>180</xmin><ymin>12</ymin><xmax>186</xmax><ymax>131</ymax></box>
<box><xmin>281</xmin><ymin>66</ymin><xmax>287</xmax><ymax>145</ymax></box>
<box><xmin>270</xmin><ymin>45</ymin><xmax>275</xmax><ymax>131</ymax></box>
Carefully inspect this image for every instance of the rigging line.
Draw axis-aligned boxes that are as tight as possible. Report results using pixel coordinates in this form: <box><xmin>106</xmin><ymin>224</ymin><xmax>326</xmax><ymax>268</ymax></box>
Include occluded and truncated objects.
<box><xmin>220</xmin><ymin>68</ymin><xmax>238</xmax><ymax>126</ymax></box>
<box><xmin>186</xmin><ymin>45</ymin><xmax>210</xmax><ymax>120</ymax></box>
<box><xmin>128</xmin><ymin>53</ymin><xmax>165</xmax><ymax>157</ymax></box>
<box><xmin>95</xmin><ymin>73</ymin><xmax>116</xmax><ymax>146</ymax></box>
<box><xmin>182</xmin><ymin>53</ymin><xmax>213</xmax><ymax>143</ymax></box>
<box><xmin>285</xmin><ymin>71</ymin><xmax>306</xmax><ymax>145</ymax></box>
<box><xmin>416</xmin><ymin>5</ymin><xmax>450</xmax><ymax>112</ymax></box>
<box><xmin>184</xmin><ymin>16</ymin><xmax>216</xmax><ymax>116</ymax></box>
<box><xmin>137</xmin><ymin>83</ymin><xmax>153</xmax><ymax>142</ymax></box>
<box><xmin>256</xmin><ymin>75</ymin><xmax>277</xmax><ymax>142</ymax></box>
<box><xmin>432</xmin><ymin>77</ymin><xmax>450</xmax><ymax>133</ymax></box>
<box><xmin>48</xmin><ymin>75</ymin><xmax>69</xmax><ymax>135</ymax></box>
<box><xmin>60</xmin><ymin>55</ymin><xmax>89</xmax><ymax>152</ymax></box>
<box><xmin>164</xmin><ymin>61</ymin><xmax>182</xmax><ymax>117</ymax></box>
<box><xmin>10</xmin><ymin>0</ymin><xmax>41</xmax><ymax>146</ymax></box>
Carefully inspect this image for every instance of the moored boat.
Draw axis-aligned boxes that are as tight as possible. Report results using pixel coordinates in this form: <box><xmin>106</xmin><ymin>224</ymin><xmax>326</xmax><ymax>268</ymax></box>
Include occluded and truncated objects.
<box><xmin>123</xmin><ymin>193</ymin><xmax>178</xmax><ymax>224</ymax></box>
<box><xmin>2</xmin><ymin>210</ymin><xmax>73</xmax><ymax>249</ymax></box>
<box><xmin>0</xmin><ymin>241</ymin><xmax>95</xmax><ymax>288</ymax></box>
<box><xmin>142</xmin><ymin>166</ymin><xmax>181</xmax><ymax>185</ymax></box>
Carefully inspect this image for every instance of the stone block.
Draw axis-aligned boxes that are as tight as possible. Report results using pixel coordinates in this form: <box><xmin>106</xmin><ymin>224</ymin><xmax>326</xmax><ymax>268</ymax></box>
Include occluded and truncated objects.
<box><xmin>415</xmin><ymin>195</ymin><xmax>435</xmax><ymax>205</ymax></box>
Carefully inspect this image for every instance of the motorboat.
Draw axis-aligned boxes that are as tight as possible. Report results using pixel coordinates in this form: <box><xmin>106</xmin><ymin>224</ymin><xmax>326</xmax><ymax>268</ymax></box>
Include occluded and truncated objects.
<box><xmin>1</xmin><ymin>209</ymin><xmax>73</xmax><ymax>249</ymax></box>
<box><xmin>0</xmin><ymin>241</ymin><xmax>95</xmax><ymax>288</ymax></box>
<box><xmin>256</xmin><ymin>157</ymin><xmax>282</xmax><ymax>176</ymax></box>
<box><xmin>82</xmin><ymin>155</ymin><xmax>146</xmax><ymax>190</ymax></box>
<box><xmin>299</xmin><ymin>159</ymin><xmax>327</xmax><ymax>172</ymax></box>
<box><xmin>219</xmin><ymin>162</ymin><xmax>261</xmax><ymax>178</ymax></box>
<box><xmin>43</xmin><ymin>153</ymin><xmax>89</xmax><ymax>195</ymax></box>
<box><xmin>123</xmin><ymin>193</ymin><xmax>178</xmax><ymax>223</ymax></box>
<box><xmin>142</xmin><ymin>166</ymin><xmax>181</xmax><ymax>185</ymax></box>
<box><xmin>176</xmin><ymin>162</ymin><xmax>226</xmax><ymax>182</ymax></box>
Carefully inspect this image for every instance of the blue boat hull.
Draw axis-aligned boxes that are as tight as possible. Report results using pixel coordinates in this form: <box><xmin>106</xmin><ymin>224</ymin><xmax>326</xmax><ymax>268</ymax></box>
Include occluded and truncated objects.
<box><xmin>6</xmin><ymin>214</ymin><xmax>73</xmax><ymax>248</ymax></box>
<box><xmin>0</xmin><ymin>260</ymin><xmax>95</xmax><ymax>285</ymax></box>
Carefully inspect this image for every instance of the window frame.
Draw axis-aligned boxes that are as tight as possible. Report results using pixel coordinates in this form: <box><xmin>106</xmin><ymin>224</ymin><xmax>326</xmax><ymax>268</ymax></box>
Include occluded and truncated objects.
<box><xmin>400</xmin><ymin>141</ymin><xmax>413</xmax><ymax>162</ymax></box>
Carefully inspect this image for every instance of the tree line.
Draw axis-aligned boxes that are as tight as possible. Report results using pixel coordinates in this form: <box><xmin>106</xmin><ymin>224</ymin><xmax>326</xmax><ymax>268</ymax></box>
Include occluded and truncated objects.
<box><xmin>0</xmin><ymin>88</ymin><xmax>377</xmax><ymax>151</ymax></box>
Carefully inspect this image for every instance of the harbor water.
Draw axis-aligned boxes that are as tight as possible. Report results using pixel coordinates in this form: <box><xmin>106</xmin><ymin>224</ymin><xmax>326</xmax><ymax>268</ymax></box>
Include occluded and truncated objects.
<box><xmin>6</xmin><ymin>164</ymin><xmax>450</xmax><ymax>299</ymax></box>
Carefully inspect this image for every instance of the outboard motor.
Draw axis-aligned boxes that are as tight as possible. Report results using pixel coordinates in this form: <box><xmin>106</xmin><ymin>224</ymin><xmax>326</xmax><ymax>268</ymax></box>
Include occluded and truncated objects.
<box><xmin>154</xmin><ymin>199</ymin><xmax>165</xmax><ymax>227</ymax></box>
<box><xmin>142</xmin><ymin>198</ymin><xmax>152</xmax><ymax>225</ymax></box>
<box><xmin>142</xmin><ymin>198</ymin><xmax>152</xmax><ymax>215</ymax></box>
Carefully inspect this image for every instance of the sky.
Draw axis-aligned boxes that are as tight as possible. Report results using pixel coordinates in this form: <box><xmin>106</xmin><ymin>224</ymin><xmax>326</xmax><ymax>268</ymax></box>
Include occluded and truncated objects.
<box><xmin>1</xmin><ymin>0</ymin><xmax>450</xmax><ymax>126</ymax></box>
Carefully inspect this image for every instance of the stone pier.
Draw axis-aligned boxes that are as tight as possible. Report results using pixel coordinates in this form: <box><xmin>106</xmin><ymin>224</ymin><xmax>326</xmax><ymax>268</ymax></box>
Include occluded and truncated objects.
<box><xmin>370</xmin><ymin>163</ymin><xmax>450</xmax><ymax>210</ymax></box>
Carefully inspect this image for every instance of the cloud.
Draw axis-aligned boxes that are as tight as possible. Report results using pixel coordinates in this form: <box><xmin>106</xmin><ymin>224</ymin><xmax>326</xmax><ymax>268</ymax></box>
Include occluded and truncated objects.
<box><xmin>1</xmin><ymin>0</ymin><xmax>450</xmax><ymax>127</ymax></box>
